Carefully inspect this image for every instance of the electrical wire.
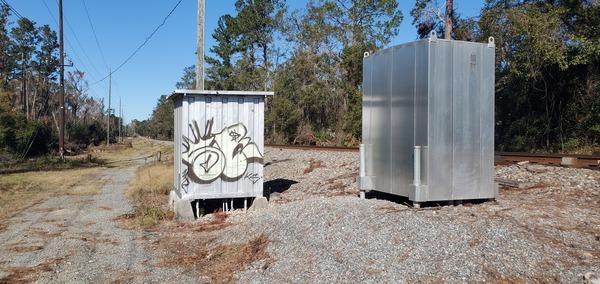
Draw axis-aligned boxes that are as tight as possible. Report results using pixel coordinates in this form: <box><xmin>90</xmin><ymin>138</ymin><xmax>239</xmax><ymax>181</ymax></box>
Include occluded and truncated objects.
<box><xmin>89</xmin><ymin>0</ymin><xmax>183</xmax><ymax>86</ymax></box>
<box><xmin>1</xmin><ymin>0</ymin><xmax>36</xmax><ymax>30</ymax></box>
<box><xmin>1</xmin><ymin>0</ymin><xmax>107</xmax><ymax>156</ymax></box>
<box><xmin>41</xmin><ymin>0</ymin><xmax>107</xmax><ymax>101</ymax></box>
<box><xmin>44</xmin><ymin>0</ymin><xmax>108</xmax><ymax>86</ymax></box>
<box><xmin>63</xmin><ymin>13</ymin><xmax>109</xmax><ymax>90</ymax></box>
<box><xmin>81</xmin><ymin>0</ymin><xmax>110</xmax><ymax>71</ymax></box>
<box><xmin>0</xmin><ymin>0</ymin><xmax>23</xmax><ymax>20</ymax></box>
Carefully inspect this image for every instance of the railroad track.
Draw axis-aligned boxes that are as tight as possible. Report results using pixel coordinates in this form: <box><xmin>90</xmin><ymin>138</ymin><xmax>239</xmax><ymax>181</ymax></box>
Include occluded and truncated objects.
<box><xmin>265</xmin><ymin>144</ymin><xmax>600</xmax><ymax>169</ymax></box>
<box><xmin>495</xmin><ymin>152</ymin><xmax>600</xmax><ymax>168</ymax></box>
<box><xmin>266</xmin><ymin>144</ymin><xmax>359</xmax><ymax>152</ymax></box>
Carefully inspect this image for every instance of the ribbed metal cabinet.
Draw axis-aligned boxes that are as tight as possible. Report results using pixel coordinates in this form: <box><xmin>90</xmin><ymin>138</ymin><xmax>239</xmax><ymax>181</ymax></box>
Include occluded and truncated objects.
<box><xmin>358</xmin><ymin>34</ymin><xmax>498</xmax><ymax>205</ymax></box>
<box><xmin>169</xmin><ymin>90</ymin><xmax>273</xmax><ymax>201</ymax></box>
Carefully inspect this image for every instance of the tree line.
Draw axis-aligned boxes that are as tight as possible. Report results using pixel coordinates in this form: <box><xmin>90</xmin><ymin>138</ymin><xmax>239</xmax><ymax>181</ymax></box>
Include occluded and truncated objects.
<box><xmin>175</xmin><ymin>0</ymin><xmax>403</xmax><ymax>146</ymax></box>
<box><xmin>160</xmin><ymin>0</ymin><xmax>599</xmax><ymax>152</ymax></box>
<box><xmin>2</xmin><ymin>0</ymin><xmax>598</xmax><ymax>158</ymax></box>
<box><xmin>0</xmin><ymin>4</ymin><xmax>123</xmax><ymax>159</ymax></box>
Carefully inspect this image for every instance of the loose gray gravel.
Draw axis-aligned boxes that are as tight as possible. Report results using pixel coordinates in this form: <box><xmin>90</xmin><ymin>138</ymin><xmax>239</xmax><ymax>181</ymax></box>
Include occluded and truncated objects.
<box><xmin>0</xmin><ymin>158</ymin><xmax>201</xmax><ymax>283</ymax></box>
<box><xmin>206</xmin><ymin>148</ymin><xmax>599</xmax><ymax>283</ymax></box>
<box><xmin>1</xmin><ymin>145</ymin><xmax>598</xmax><ymax>283</ymax></box>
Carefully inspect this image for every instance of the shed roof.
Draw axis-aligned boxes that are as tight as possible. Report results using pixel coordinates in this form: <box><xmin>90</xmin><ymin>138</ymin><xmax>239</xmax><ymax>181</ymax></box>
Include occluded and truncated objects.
<box><xmin>168</xmin><ymin>89</ymin><xmax>274</xmax><ymax>101</ymax></box>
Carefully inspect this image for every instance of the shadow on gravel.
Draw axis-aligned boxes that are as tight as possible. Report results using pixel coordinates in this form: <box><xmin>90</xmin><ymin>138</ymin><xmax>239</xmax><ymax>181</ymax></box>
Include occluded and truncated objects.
<box><xmin>181</xmin><ymin>179</ymin><xmax>299</xmax><ymax>218</ymax></box>
<box><xmin>364</xmin><ymin>190</ymin><xmax>495</xmax><ymax>208</ymax></box>
<box><xmin>263</xmin><ymin>178</ymin><xmax>297</xmax><ymax>195</ymax></box>
<box><xmin>264</xmin><ymin>159</ymin><xmax>292</xmax><ymax>167</ymax></box>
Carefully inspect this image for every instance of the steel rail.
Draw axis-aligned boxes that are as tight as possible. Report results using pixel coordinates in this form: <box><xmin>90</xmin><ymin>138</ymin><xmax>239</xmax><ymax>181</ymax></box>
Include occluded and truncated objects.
<box><xmin>265</xmin><ymin>145</ymin><xmax>600</xmax><ymax>169</ymax></box>
<box><xmin>265</xmin><ymin>144</ymin><xmax>359</xmax><ymax>152</ymax></box>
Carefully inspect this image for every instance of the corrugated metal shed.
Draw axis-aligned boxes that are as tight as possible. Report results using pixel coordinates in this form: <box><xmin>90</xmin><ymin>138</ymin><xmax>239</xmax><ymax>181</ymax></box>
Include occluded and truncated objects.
<box><xmin>169</xmin><ymin>90</ymin><xmax>273</xmax><ymax>201</ymax></box>
<box><xmin>358</xmin><ymin>33</ymin><xmax>498</xmax><ymax>206</ymax></box>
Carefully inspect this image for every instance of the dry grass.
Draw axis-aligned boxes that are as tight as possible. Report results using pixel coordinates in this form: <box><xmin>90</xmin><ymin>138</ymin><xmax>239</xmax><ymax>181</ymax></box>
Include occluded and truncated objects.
<box><xmin>156</xmin><ymin>234</ymin><xmax>270</xmax><ymax>283</ymax></box>
<box><xmin>211</xmin><ymin>209</ymin><xmax>228</xmax><ymax>225</ymax></box>
<box><xmin>303</xmin><ymin>159</ymin><xmax>326</xmax><ymax>174</ymax></box>
<box><xmin>123</xmin><ymin>159</ymin><xmax>174</xmax><ymax>229</ymax></box>
<box><xmin>0</xmin><ymin>263</ymin><xmax>54</xmax><ymax>283</ymax></box>
<box><xmin>5</xmin><ymin>244</ymin><xmax>44</xmax><ymax>253</ymax></box>
<box><xmin>29</xmin><ymin>228</ymin><xmax>64</xmax><ymax>238</ymax></box>
<box><xmin>0</xmin><ymin>167</ymin><xmax>104</xmax><ymax>219</ymax></box>
<box><xmin>0</xmin><ymin>137</ymin><xmax>172</xmax><ymax>223</ymax></box>
<box><xmin>104</xmin><ymin>269</ymin><xmax>150</xmax><ymax>284</ymax></box>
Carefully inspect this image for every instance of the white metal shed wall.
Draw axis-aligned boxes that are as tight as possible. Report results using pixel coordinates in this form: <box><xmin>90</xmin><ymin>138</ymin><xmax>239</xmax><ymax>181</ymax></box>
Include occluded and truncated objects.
<box><xmin>170</xmin><ymin>90</ymin><xmax>273</xmax><ymax>200</ymax></box>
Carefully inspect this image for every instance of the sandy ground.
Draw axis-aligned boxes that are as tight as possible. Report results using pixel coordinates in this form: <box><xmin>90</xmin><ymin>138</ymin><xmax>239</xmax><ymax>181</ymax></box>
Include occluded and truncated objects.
<box><xmin>1</xmin><ymin>142</ymin><xmax>598</xmax><ymax>283</ymax></box>
<box><xmin>0</xmin><ymin>150</ymin><xmax>200</xmax><ymax>283</ymax></box>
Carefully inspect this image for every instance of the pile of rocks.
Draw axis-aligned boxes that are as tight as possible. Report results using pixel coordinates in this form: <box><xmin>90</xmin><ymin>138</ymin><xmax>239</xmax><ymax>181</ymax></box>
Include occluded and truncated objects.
<box><xmin>189</xmin><ymin>148</ymin><xmax>600</xmax><ymax>282</ymax></box>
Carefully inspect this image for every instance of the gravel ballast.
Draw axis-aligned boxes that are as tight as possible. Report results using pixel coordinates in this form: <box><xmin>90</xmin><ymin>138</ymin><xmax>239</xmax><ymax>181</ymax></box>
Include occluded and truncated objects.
<box><xmin>208</xmin><ymin>148</ymin><xmax>599</xmax><ymax>283</ymax></box>
<box><xmin>0</xmin><ymin>146</ymin><xmax>598</xmax><ymax>283</ymax></box>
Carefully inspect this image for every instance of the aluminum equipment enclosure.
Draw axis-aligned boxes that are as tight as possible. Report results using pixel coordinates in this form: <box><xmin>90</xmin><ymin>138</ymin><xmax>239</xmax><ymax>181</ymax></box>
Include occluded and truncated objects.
<box><xmin>358</xmin><ymin>34</ymin><xmax>498</xmax><ymax>205</ymax></box>
<box><xmin>169</xmin><ymin>90</ymin><xmax>273</xmax><ymax>201</ymax></box>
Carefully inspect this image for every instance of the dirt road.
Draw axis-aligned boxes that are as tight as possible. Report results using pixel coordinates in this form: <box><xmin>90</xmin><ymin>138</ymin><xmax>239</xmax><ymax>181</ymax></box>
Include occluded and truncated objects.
<box><xmin>0</xmin><ymin>153</ymin><xmax>199</xmax><ymax>283</ymax></box>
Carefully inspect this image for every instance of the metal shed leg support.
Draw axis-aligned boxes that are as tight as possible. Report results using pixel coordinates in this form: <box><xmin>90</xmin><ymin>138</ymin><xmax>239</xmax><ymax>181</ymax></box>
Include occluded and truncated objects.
<box><xmin>196</xmin><ymin>200</ymin><xmax>201</xmax><ymax>218</ymax></box>
<box><xmin>409</xmin><ymin>146</ymin><xmax>429</xmax><ymax>204</ymax></box>
<box><xmin>357</xmin><ymin>144</ymin><xmax>374</xmax><ymax>200</ymax></box>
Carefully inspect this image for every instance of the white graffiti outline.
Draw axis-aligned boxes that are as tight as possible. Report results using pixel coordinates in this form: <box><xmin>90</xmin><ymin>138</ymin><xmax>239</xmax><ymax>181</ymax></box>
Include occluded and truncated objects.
<box><xmin>182</xmin><ymin>119</ymin><xmax>263</xmax><ymax>183</ymax></box>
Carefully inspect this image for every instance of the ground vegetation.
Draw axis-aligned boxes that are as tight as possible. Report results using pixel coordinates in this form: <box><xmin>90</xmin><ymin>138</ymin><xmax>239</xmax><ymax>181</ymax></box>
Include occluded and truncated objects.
<box><xmin>0</xmin><ymin>3</ymin><xmax>124</xmax><ymax>160</ymax></box>
<box><xmin>205</xmin><ymin>0</ymin><xmax>600</xmax><ymax>151</ymax></box>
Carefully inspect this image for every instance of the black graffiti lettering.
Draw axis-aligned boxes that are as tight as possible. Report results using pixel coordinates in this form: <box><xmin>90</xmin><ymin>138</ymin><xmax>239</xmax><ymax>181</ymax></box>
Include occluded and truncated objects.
<box><xmin>181</xmin><ymin>169</ymin><xmax>190</xmax><ymax>193</ymax></box>
<box><xmin>229</xmin><ymin>130</ymin><xmax>241</xmax><ymax>141</ymax></box>
<box><xmin>244</xmin><ymin>172</ymin><xmax>262</xmax><ymax>184</ymax></box>
<box><xmin>202</xmin><ymin>118</ymin><xmax>215</xmax><ymax>140</ymax></box>
<box><xmin>199</xmin><ymin>153</ymin><xmax>214</xmax><ymax>173</ymax></box>
<box><xmin>183</xmin><ymin>119</ymin><xmax>264</xmax><ymax>183</ymax></box>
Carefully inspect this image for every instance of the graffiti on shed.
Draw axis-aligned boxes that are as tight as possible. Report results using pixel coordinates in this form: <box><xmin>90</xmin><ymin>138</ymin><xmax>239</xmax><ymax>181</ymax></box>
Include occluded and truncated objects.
<box><xmin>182</xmin><ymin>118</ymin><xmax>263</xmax><ymax>186</ymax></box>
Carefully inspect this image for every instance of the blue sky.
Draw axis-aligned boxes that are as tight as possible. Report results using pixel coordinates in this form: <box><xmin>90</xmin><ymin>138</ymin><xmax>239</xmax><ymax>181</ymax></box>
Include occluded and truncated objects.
<box><xmin>7</xmin><ymin>0</ymin><xmax>484</xmax><ymax>123</ymax></box>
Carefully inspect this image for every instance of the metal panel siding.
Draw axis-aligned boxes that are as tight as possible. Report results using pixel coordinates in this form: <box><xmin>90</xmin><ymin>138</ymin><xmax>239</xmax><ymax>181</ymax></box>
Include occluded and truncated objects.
<box><xmin>414</xmin><ymin>41</ymin><xmax>430</xmax><ymax>188</ymax></box>
<box><xmin>427</xmin><ymin>40</ymin><xmax>454</xmax><ymax>201</ymax></box>
<box><xmin>364</xmin><ymin>55</ymin><xmax>375</xmax><ymax>182</ymax></box>
<box><xmin>173</xmin><ymin>99</ymin><xmax>183</xmax><ymax>198</ymax></box>
<box><xmin>171</xmin><ymin>91</ymin><xmax>271</xmax><ymax>200</ymax></box>
<box><xmin>372</xmin><ymin>49</ymin><xmax>393</xmax><ymax>194</ymax></box>
<box><xmin>452</xmin><ymin>43</ymin><xmax>481</xmax><ymax>199</ymax></box>
<box><xmin>480</xmin><ymin>43</ymin><xmax>496</xmax><ymax>198</ymax></box>
<box><xmin>390</xmin><ymin>44</ymin><xmax>416</xmax><ymax>196</ymax></box>
<box><xmin>362</xmin><ymin>55</ymin><xmax>373</xmax><ymax>147</ymax></box>
<box><xmin>361</xmin><ymin>38</ymin><xmax>496</xmax><ymax>202</ymax></box>
<box><xmin>253</xmin><ymin>98</ymin><xmax>265</xmax><ymax>194</ymax></box>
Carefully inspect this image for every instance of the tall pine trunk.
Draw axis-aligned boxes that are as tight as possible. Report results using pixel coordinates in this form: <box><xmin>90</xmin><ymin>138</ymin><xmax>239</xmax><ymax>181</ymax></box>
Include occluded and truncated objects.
<box><xmin>444</xmin><ymin>0</ymin><xmax>453</xmax><ymax>39</ymax></box>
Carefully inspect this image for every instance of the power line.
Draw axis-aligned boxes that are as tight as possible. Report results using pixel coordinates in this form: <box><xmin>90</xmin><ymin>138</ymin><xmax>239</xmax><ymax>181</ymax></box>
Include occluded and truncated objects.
<box><xmin>1</xmin><ymin>0</ymin><xmax>36</xmax><ymax>30</ymax></box>
<box><xmin>89</xmin><ymin>0</ymin><xmax>183</xmax><ymax>86</ymax></box>
<box><xmin>42</xmin><ymin>0</ymin><xmax>106</xmax><ymax>85</ymax></box>
<box><xmin>81</xmin><ymin>0</ymin><xmax>109</xmax><ymax>71</ymax></box>
<box><xmin>63</xmin><ymin>10</ymin><xmax>106</xmax><ymax>84</ymax></box>
<box><xmin>0</xmin><ymin>0</ymin><xmax>23</xmax><ymax>20</ymax></box>
<box><xmin>3</xmin><ymin>0</ymin><xmax>106</xmax><ymax>112</ymax></box>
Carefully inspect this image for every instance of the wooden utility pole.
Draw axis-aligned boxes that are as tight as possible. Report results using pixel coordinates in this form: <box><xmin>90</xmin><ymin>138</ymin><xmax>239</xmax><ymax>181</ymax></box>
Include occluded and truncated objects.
<box><xmin>196</xmin><ymin>0</ymin><xmax>204</xmax><ymax>90</ymax></box>
<box><xmin>22</xmin><ymin>53</ymin><xmax>27</xmax><ymax>119</ymax></box>
<box><xmin>106</xmin><ymin>69</ymin><xmax>111</xmax><ymax>146</ymax></box>
<box><xmin>58</xmin><ymin>0</ymin><xmax>65</xmax><ymax>160</ymax></box>
<box><xmin>118</xmin><ymin>97</ymin><xmax>121</xmax><ymax>143</ymax></box>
